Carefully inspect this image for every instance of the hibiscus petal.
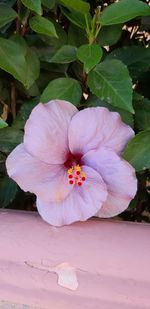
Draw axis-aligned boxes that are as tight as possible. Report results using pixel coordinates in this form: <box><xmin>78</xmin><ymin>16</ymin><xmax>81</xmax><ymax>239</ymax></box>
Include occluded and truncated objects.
<box><xmin>68</xmin><ymin>107</ymin><xmax>134</xmax><ymax>155</ymax></box>
<box><xmin>96</xmin><ymin>192</ymin><xmax>134</xmax><ymax>218</ymax></box>
<box><xmin>36</xmin><ymin>166</ymin><xmax>108</xmax><ymax>226</ymax></box>
<box><xmin>6</xmin><ymin>144</ymin><xmax>73</xmax><ymax>203</ymax></box>
<box><xmin>24</xmin><ymin>100</ymin><xmax>78</xmax><ymax>164</ymax></box>
<box><xmin>83</xmin><ymin>148</ymin><xmax>137</xmax><ymax>217</ymax></box>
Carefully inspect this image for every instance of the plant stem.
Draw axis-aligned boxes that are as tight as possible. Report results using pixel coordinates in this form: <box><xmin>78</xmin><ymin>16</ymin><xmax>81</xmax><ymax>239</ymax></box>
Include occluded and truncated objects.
<box><xmin>85</xmin><ymin>14</ymin><xmax>90</xmax><ymax>35</ymax></box>
<box><xmin>16</xmin><ymin>0</ymin><xmax>21</xmax><ymax>34</ymax></box>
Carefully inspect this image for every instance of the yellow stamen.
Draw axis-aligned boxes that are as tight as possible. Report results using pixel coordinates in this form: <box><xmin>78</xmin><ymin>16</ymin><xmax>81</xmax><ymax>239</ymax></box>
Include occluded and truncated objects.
<box><xmin>67</xmin><ymin>165</ymin><xmax>86</xmax><ymax>186</ymax></box>
<box><xmin>67</xmin><ymin>168</ymin><xmax>73</xmax><ymax>175</ymax></box>
<box><xmin>75</xmin><ymin>164</ymin><xmax>81</xmax><ymax>172</ymax></box>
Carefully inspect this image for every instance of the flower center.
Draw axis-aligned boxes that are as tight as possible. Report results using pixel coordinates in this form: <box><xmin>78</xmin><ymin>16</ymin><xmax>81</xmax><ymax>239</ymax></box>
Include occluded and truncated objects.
<box><xmin>64</xmin><ymin>152</ymin><xmax>82</xmax><ymax>168</ymax></box>
<box><xmin>64</xmin><ymin>152</ymin><xmax>86</xmax><ymax>186</ymax></box>
<box><xmin>67</xmin><ymin>165</ymin><xmax>86</xmax><ymax>186</ymax></box>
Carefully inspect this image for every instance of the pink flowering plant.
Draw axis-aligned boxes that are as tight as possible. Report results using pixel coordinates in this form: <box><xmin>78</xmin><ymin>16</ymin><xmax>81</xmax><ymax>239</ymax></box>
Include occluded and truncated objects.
<box><xmin>0</xmin><ymin>0</ymin><xmax>150</xmax><ymax>224</ymax></box>
<box><xmin>6</xmin><ymin>100</ymin><xmax>137</xmax><ymax>226</ymax></box>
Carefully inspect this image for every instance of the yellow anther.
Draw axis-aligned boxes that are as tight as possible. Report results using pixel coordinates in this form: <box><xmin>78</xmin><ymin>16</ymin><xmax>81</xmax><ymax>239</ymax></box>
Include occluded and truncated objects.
<box><xmin>81</xmin><ymin>172</ymin><xmax>86</xmax><ymax>178</ymax></box>
<box><xmin>67</xmin><ymin>167</ymin><xmax>73</xmax><ymax>175</ymax></box>
<box><xmin>75</xmin><ymin>165</ymin><xmax>81</xmax><ymax>172</ymax></box>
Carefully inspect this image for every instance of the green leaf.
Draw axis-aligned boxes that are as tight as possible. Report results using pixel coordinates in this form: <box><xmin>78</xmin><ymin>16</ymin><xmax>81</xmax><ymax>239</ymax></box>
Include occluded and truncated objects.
<box><xmin>0</xmin><ymin>0</ymin><xmax>16</xmax><ymax>6</ymax></box>
<box><xmin>123</xmin><ymin>129</ymin><xmax>150</xmax><ymax>171</ymax></box>
<box><xmin>25</xmin><ymin>48</ymin><xmax>40</xmax><ymax>89</ymax></box>
<box><xmin>87</xmin><ymin>59</ymin><xmax>133</xmax><ymax>113</ymax></box>
<box><xmin>41</xmin><ymin>77</ymin><xmax>82</xmax><ymax>105</ymax></box>
<box><xmin>0</xmin><ymin>4</ymin><xmax>17</xmax><ymax>28</ymax></box>
<box><xmin>97</xmin><ymin>24</ymin><xmax>122</xmax><ymax>46</ymax></box>
<box><xmin>68</xmin><ymin>24</ymin><xmax>87</xmax><ymax>47</ymax></box>
<box><xmin>11</xmin><ymin>36</ymin><xmax>40</xmax><ymax>89</ymax></box>
<box><xmin>0</xmin><ymin>37</ymin><xmax>40</xmax><ymax>89</ymax></box>
<box><xmin>41</xmin><ymin>0</ymin><xmax>55</xmax><ymax>9</ymax></box>
<box><xmin>61</xmin><ymin>7</ymin><xmax>91</xmax><ymax>29</ymax></box>
<box><xmin>0</xmin><ymin>176</ymin><xmax>18</xmax><ymax>208</ymax></box>
<box><xmin>134</xmin><ymin>97</ymin><xmax>150</xmax><ymax>131</ymax></box>
<box><xmin>77</xmin><ymin>44</ymin><xmax>103</xmax><ymax>73</ymax></box>
<box><xmin>99</xmin><ymin>0</ymin><xmax>150</xmax><ymax>25</ymax></box>
<box><xmin>23</xmin><ymin>82</ymin><xmax>40</xmax><ymax>97</ymax></box>
<box><xmin>49</xmin><ymin>45</ymin><xmax>77</xmax><ymax>63</ymax></box>
<box><xmin>87</xmin><ymin>95</ymin><xmax>133</xmax><ymax>127</ymax></box>
<box><xmin>29</xmin><ymin>15</ymin><xmax>58</xmax><ymax>38</ymax></box>
<box><xmin>39</xmin><ymin>19</ymin><xmax>67</xmax><ymax>49</ymax></box>
<box><xmin>107</xmin><ymin>46</ymin><xmax>150</xmax><ymax>77</ymax></box>
<box><xmin>0</xmin><ymin>127</ymin><xmax>23</xmax><ymax>153</ymax></box>
<box><xmin>40</xmin><ymin>62</ymin><xmax>68</xmax><ymax>74</ymax></box>
<box><xmin>21</xmin><ymin>0</ymin><xmax>42</xmax><ymax>15</ymax></box>
<box><xmin>59</xmin><ymin>0</ymin><xmax>90</xmax><ymax>13</ymax></box>
<box><xmin>0</xmin><ymin>38</ymin><xmax>27</xmax><ymax>86</ymax></box>
<box><xmin>11</xmin><ymin>36</ymin><xmax>40</xmax><ymax>88</ymax></box>
<box><xmin>10</xmin><ymin>34</ymin><xmax>27</xmax><ymax>53</ymax></box>
<box><xmin>12</xmin><ymin>98</ymin><xmax>39</xmax><ymax>130</ymax></box>
<box><xmin>0</xmin><ymin>118</ymin><xmax>8</xmax><ymax>129</ymax></box>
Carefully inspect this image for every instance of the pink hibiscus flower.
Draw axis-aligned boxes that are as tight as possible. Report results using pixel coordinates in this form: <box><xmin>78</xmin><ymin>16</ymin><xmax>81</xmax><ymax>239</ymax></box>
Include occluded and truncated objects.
<box><xmin>6</xmin><ymin>100</ymin><xmax>137</xmax><ymax>226</ymax></box>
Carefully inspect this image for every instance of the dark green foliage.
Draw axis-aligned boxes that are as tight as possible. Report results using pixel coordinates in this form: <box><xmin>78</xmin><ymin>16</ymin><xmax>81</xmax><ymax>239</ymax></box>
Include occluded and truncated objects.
<box><xmin>0</xmin><ymin>176</ymin><xmax>18</xmax><ymax>208</ymax></box>
<box><xmin>0</xmin><ymin>0</ymin><xmax>150</xmax><ymax>221</ymax></box>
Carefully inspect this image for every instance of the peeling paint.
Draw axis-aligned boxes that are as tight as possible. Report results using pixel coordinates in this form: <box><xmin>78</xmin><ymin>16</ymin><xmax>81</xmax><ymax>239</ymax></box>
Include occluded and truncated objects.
<box><xmin>25</xmin><ymin>261</ymin><xmax>78</xmax><ymax>291</ymax></box>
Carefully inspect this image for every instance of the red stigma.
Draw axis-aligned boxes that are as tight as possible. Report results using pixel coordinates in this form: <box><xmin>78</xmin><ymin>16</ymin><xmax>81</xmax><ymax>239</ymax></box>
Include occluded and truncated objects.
<box><xmin>69</xmin><ymin>180</ymin><xmax>74</xmax><ymax>185</ymax></box>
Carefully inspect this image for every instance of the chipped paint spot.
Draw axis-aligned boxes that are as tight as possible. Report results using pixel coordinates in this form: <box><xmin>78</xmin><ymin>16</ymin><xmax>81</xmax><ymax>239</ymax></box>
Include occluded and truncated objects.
<box><xmin>25</xmin><ymin>261</ymin><xmax>78</xmax><ymax>291</ymax></box>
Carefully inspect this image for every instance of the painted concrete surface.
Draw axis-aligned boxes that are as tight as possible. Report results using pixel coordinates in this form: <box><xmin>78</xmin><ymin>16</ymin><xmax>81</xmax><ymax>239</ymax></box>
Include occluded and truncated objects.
<box><xmin>0</xmin><ymin>210</ymin><xmax>150</xmax><ymax>309</ymax></box>
<box><xmin>0</xmin><ymin>301</ymin><xmax>43</xmax><ymax>308</ymax></box>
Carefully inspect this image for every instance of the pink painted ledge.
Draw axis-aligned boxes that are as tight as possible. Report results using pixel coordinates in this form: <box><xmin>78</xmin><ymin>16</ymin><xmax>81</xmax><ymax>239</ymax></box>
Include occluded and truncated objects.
<box><xmin>0</xmin><ymin>210</ymin><xmax>150</xmax><ymax>309</ymax></box>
